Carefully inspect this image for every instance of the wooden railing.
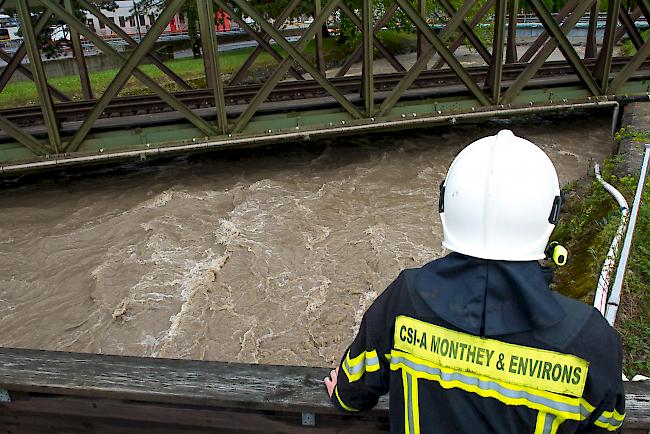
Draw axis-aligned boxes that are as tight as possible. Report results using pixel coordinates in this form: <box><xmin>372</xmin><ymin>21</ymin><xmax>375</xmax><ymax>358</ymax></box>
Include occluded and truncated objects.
<box><xmin>0</xmin><ymin>348</ymin><xmax>647</xmax><ymax>433</ymax></box>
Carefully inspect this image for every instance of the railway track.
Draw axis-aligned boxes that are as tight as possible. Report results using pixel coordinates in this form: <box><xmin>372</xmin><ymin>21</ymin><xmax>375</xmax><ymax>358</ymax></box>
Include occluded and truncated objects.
<box><xmin>1</xmin><ymin>57</ymin><xmax>647</xmax><ymax>128</ymax></box>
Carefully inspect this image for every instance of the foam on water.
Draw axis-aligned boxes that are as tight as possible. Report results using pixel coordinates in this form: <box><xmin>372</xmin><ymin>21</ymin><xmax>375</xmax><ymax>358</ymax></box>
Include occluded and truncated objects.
<box><xmin>0</xmin><ymin>120</ymin><xmax>615</xmax><ymax>365</ymax></box>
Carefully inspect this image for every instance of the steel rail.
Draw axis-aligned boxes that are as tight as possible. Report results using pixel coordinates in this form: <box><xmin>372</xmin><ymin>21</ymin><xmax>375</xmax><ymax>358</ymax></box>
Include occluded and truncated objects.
<box><xmin>1</xmin><ymin>58</ymin><xmax>647</xmax><ymax>128</ymax></box>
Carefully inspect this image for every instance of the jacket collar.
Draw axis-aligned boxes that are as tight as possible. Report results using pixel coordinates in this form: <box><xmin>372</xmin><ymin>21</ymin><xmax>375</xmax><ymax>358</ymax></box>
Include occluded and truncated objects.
<box><xmin>414</xmin><ymin>253</ymin><xmax>565</xmax><ymax>336</ymax></box>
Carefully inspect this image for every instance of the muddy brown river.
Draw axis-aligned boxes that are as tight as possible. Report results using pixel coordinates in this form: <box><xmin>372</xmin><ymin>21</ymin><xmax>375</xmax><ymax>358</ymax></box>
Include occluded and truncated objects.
<box><xmin>0</xmin><ymin>114</ymin><xmax>616</xmax><ymax>367</ymax></box>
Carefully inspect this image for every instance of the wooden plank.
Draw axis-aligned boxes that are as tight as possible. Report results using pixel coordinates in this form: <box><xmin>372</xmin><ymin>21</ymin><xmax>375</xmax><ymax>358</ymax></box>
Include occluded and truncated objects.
<box><xmin>0</xmin><ymin>396</ymin><xmax>389</xmax><ymax>433</ymax></box>
<box><xmin>624</xmin><ymin>381</ymin><xmax>650</xmax><ymax>429</ymax></box>
<box><xmin>0</xmin><ymin>348</ymin><xmax>384</xmax><ymax>413</ymax></box>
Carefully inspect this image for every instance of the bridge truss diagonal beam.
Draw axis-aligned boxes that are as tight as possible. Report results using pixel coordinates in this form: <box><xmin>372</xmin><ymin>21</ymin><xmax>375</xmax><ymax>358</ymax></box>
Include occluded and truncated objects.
<box><xmin>486</xmin><ymin>0</ymin><xmax>507</xmax><ymax>104</ymax></box>
<box><xmin>61</xmin><ymin>0</ymin><xmax>195</xmax><ymax>152</ymax></box>
<box><xmin>335</xmin><ymin>3</ymin><xmax>402</xmax><ymax>77</ymax></box>
<box><xmin>37</xmin><ymin>0</ymin><xmax>217</xmax><ymax>153</ymax></box>
<box><xmin>362</xmin><ymin>0</ymin><xmax>373</xmax><ymax>117</ymax></box>
<box><xmin>594</xmin><ymin>0</ymin><xmax>621</xmax><ymax>93</ymax></box>
<box><xmin>0</xmin><ymin>2</ymin><xmax>70</xmax><ymax>102</ymax></box>
<box><xmin>228</xmin><ymin>0</ymin><xmax>305</xmax><ymax>86</ymax></box>
<box><xmin>230</xmin><ymin>0</ymin><xmax>362</xmax><ymax>121</ymax></box>
<box><xmin>502</xmin><ymin>0</ymin><xmax>596</xmax><ymax>104</ymax></box>
<box><xmin>0</xmin><ymin>116</ymin><xmax>50</xmax><ymax>156</ymax></box>
<box><xmin>338</xmin><ymin>2</ymin><xmax>405</xmax><ymax>75</ymax></box>
<box><xmin>618</xmin><ymin>5</ymin><xmax>645</xmax><ymax>51</ymax></box>
<box><xmin>379</xmin><ymin>0</ymin><xmax>478</xmax><ymax>116</ymax></box>
<box><xmin>585</xmin><ymin>0</ymin><xmax>600</xmax><ymax>59</ymax></box>
<box><xmin>529</xmin><ymin>0</ymin><xmax>600</xmax><ymax>96</ymax></box>
<box><xmin>519</xmin><ymin>0</ymin><xmax>578</xmax><ymax>63</ymax></box>
<box><xmin>228</xmin><ymin>0</ymin><xmax>364</xmax><ymax>134</ymax></box>
<box><xmin>379</xmin><ymin>0</ymin><xmax>480</xmax><ymax>116</ymax></box>
<box><xmin>65</xmin><ymin>0</ymin><xmax>93</xmax><ymax>100</ymax></box>
<box><xmin>78</xmin><ymin>0</ymin><xmax>191</xmax><ymax>91</ymax></box>
<box><xmin>16</xmin><ymin>0</ymin><xmax>61</xmax><ymax>152</ymax></box>
<box><xmin>198</xmin><ymin>0</ymin><xmax>226</xmax><ymax>134</ymax></box>
<box><xmin>432</xmin><ymin>0</ymin><xmax>495</xmax><ymax>70</ymax></box>
<box><xmin>379</xmin><ymin>0</ymin><xmax>490</xmax><ymax>117</ymax></box>
<box><xmin>437</xmin><ymin>0</ymin><xmax>492</xmax><ymax>64</ymax></box>
<box><xmin>610</xmin><ymin>1</ymin><xmax>650</xmax><ymax>92</ymax></box>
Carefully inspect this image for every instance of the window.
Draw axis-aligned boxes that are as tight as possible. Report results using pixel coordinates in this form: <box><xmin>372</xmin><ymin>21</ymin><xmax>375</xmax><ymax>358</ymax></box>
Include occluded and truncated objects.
<box><xmin>99</xmin><ymin>20</ymin><xmax>105</xmax><ymax>29</ymax></box>
<box><xmin>87</xmin><ymin>18</ymin><xmax>95</xmax><ymax>31</ymax></box>
<box><xmin>129</xmin><ymin>17</ymin><xmax>135</xmax><ymax>27</ymax></box>
<box><xmin>139</xmin><ymin>15</ymin><xmax>145</xmax><ymax>26</ymax></box>
<box><xmin>119</xmin><ymin>16</ymin><xmax>126</xmax><ymax>27</ymax></box>
<box><xmin>149</xmin><ymin>14</ymin><xmax>155</xmax><ymax>25</ymax></box>
<box><xmin>179</xmin><ymin>14</ymin><xmax>185</xmax><ymax>23</ymax></box>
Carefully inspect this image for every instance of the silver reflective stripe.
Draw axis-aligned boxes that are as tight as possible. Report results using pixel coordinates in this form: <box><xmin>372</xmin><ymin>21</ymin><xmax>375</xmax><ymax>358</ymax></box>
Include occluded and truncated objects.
<box><xmin>390</xmin><ymin>355</ymin><xmax>591</xmax><ymax>419</ymax></box>
<box><xmin>366</xmin><ymin>355</ymin><xmax>379</xmax><ymax>368</ymax></box>
<box><xmin>542</xmin><ymin>412</ymin><xmax>556</xmax><ymax>434</ymax></box>
<box><xmin>406</xmin><ymin>372</ymin><xmax>415</xmax><ymax>434</ymax></box>
<box><xmin>597</xmin><ymin>412</ymin><xmax>624</xmax><ymax>429</ymax></box>
<box><xmin>344</xmin><ymin>358</ymin><xmax>362</xmax><ymax>375</ymax></box>
<box><xmin>344</xmin><ymin>353</ymin><xmax>380</xmax><ymax>375</ymax></box>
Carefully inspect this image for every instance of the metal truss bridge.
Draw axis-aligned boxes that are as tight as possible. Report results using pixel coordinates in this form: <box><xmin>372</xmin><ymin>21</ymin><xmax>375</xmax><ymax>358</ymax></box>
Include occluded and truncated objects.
<box><xmin>2</xmin><ymin>0</ymin><xmax>650</xmax><ymax>173</ymax></box>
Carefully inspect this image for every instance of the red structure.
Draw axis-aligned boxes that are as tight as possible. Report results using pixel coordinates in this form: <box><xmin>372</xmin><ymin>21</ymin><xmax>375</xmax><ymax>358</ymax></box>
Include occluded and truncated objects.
<box><xmin>215</xmin><ymin>10</ymin><xmax>231</xmax><ymax>32</ymax></box>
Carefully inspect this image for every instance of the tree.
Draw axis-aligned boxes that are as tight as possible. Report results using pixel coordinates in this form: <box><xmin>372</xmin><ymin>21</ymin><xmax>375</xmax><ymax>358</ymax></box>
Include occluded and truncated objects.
<box><xmin>6</xmin><ymin>0</ymin><xmax>118</xmax><ymax>58</ymax></box>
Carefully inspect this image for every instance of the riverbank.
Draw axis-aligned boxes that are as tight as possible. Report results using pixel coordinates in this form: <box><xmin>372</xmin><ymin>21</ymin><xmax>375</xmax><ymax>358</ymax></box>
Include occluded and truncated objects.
<box><xmin>0</xmin><ymin>31</ymin><xmax>416</xmax><ymax>109</ymax></box>
<box><xmin>552</xmin><ymin>104</ymin><xmax>649</xmax><ymax>377</ymax></box>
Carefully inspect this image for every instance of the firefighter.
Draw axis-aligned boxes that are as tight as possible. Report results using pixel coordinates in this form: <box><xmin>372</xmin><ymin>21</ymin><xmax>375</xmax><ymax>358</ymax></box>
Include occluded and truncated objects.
<box><xmin>324</xmin><ymin>130</ymin><xmax>625</xmax><ymax>433</ymax></box>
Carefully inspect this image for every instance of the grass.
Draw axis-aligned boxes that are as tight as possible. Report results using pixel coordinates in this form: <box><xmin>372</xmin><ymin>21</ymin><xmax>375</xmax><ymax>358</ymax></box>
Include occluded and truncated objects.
<box><xmin>551</xmin><ymin>128</ymin><xmax>650</xmax><ymax>376</ymax></box>
<box><xmin>620</xmin><ymin>29</ymin><xmax>650</xmax><ymax>56</ymax></box>
<box><xmin>0</xmin><ymin>30</ymin><xmax>416</xmax><ymax>108</ymax></box>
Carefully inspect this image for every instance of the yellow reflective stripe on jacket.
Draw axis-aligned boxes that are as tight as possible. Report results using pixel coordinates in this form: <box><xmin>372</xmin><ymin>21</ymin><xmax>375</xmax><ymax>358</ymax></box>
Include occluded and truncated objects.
<box><xmin>595</xmin><ymin>408</ymin><xmax>625</xmax><ymax>431</ymax></box>
<box><xmin>403</xmin><ymin>370</ymin><xmax>420</xmax><ymax>434</ymax></box>
<box><xmin>390</xmin><ymin>350</ymin><xmax>594</xmax><ymax>422</ymax></box>
<box><xmin>334</xmin><ymin>386</ymin><xmax>359</xmax><ymax>412</ymax></box>
<box><xmin>342</xmin><ymin>348</ymin><xmax>380</xmax><ymax>382</ymax></box>
<box><xmin>394</xmin><ymin>316</ymin><xmax>589</xmax><ymax>397</ymax></box>
<box><xmin>534</xmin><ymin>411</ymin><xmax>562</xmax><ymax>434</ymax></box>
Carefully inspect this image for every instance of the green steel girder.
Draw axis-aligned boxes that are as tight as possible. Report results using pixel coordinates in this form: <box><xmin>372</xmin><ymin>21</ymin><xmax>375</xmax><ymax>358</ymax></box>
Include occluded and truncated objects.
<box><xmin>3</xmin><ymin>0</ymin><xmax>650</xmax><ymax>171</ymax></box>
<box><xmin>228</xmin><ymin>0</ymin><xmax>305</xmax><ymax>86</ymax></box>
<box><xmin>362</xmin><ymin>0</ymin><xmax>374</xmax><ymax>117</ymax></box>
<box><xmin>59</xmin><ymin>0</ymin><xmax>192</xmax><ymax>151</ymax></box>
<box><xmin>16</xmin><ymin>0</ymin><xmax>61</xmax><ymax>153</ymax></box>
<box><xmin>437</xmin><ymin>0</ymin><xmax>491</xmax><ymax>64</ymax></box>
<box><xmin>6</xmin><ymin>80</ymin><xmax>649</xmax><ymax>173</ymax></box>
<box><xmin>38</xmin><ymin>0</ymin><xmax>217</xmax><ymax>151</ymax></box>
<box><xmin>378</xmin><ymin>0</ymin><xmax>483</xmax><ymax>116</ymax></box>
<box><xmin>336</xmin><ymin>3</ymin><xmax>403</xmax><ymax>77</ymax></box>
<box><xmin>502</xmin><ymin>0</ymin><xmax>596</xmax><ymax>104</ymax></box>
<box><xmin>78</xmin><ymin>0</ymin><xmax>190</xmax><ymax>91</ymax></box>
<box><xmin>529</xmin><ymin>0</ymin><xmax>601</xmax><ymax>96</ymax></box>
<box><xmin>394</xmin><ymin>0</ymin><xmax>491</xmax><ymax>106</ymax></box>
<box><xmin>338</xmin><ymin>2</ymin><xmax>404</xmax><ymax>75</ymax></box>
<box><xmin>231</xmin><ymin>0</ymin><xmax>362</xmax><ymax>123</ymax></box>
<box><xmin>594</xmin><ymin>0</ymin><xmax>621</xmax><ymax>92</ymax></box>
<box><xmin>65</xmin><ymin>0</ymin><xmax>93</xmax><ymax>100</ymax></box>
<box><xmin>198</xmin><ymin>0</ymin><xmax>226</xmax><ymax>134</ymax></box>
<box><xmin>519</xmin><ymin>0</ymin><xmax>578</xmax><ymax>63</ymax></box>
<box><xmin>228</xmin><ymin>0</ymin><xmax>348</xmax><ymax>133</ymax></box>
<box><xmin>433</xmin><ymin>0</ymin><xmax>495</xmax><ymax>70</ymax></box>
<box><xmin>487</xmin><ymin>0</ymin><xmax>507</xmax><ymax>104</ymax></box>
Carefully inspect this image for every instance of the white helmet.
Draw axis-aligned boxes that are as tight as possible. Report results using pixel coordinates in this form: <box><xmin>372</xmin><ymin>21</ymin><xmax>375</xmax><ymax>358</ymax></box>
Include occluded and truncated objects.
<box><xmin>439</xmin><ymin>129</ymin><xmax>561</xmax><ymax>261</ymax></box>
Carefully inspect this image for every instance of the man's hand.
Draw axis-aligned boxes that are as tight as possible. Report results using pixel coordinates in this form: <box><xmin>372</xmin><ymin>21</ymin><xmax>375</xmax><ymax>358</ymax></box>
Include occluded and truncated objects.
<box><xmin>324</xmin><ymin>366</ymin><xmax>339</xmax><ymax>398</ymax></box>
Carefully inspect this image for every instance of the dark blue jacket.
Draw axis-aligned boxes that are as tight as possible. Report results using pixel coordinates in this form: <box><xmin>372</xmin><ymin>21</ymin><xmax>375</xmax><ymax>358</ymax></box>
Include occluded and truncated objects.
<box><xmin>331</xmin><ymin>253</ymin><xmax>625</xmax><ymax>433</ymax></box>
